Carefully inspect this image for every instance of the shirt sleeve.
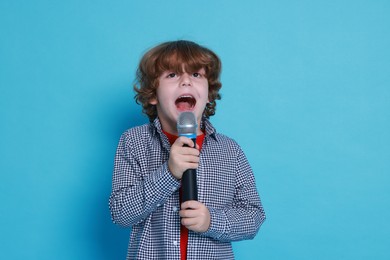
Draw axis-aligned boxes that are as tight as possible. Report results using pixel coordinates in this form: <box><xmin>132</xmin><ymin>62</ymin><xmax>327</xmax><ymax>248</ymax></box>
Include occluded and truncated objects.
<box><xmin>109</xmin><ymin>132</ymin><xmax>181</xmax><ymax>227</ymax></box>
<box><xmin>201</xmin><ymin>147</ymin><xmax>266</xmax><ymax>242</ymax></box>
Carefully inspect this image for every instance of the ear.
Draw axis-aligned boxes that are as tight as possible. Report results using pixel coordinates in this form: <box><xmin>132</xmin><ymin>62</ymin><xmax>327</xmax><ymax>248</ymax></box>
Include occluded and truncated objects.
<box><xmin>149</xmin><ymin>98</ymin><xmax>158</xmax><ymax>105</ymax></box>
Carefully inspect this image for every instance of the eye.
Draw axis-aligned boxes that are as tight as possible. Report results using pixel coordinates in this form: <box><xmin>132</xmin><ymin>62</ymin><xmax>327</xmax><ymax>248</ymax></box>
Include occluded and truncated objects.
<box><xmin>167</xmin><ymin>72</ymin><xmax>177</xmax><ymax>78</ymax></box>
<box><xmin>192</xmin><ymin>72</ymin><xmax>201</xmax><ymax>78</ymax></box>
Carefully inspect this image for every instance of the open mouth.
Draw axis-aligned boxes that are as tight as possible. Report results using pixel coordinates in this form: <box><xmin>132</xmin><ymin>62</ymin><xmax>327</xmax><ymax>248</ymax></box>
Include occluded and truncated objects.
<box><xmin>175</xmin><ymin>95</ymin><xmax>196</xmax><ymax>111</ymax></box>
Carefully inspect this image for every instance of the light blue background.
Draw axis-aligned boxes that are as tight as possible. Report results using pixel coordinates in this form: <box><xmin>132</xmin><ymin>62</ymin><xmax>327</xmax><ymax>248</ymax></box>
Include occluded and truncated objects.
<box><xmin>1</xmin><ymin>0</ymin><xmax>389</xmax><ymax>259</ymax></box>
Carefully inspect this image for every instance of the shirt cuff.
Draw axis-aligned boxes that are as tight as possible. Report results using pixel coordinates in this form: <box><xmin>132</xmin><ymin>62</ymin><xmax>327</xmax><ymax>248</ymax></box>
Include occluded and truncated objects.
<box><xmin>201</xmin><ymin>207</ymin><xmax>227</xmax><ymax>240</ymax></box>
<box><xmin>148</xmin><ymin>162</ymin><xmax>181</xmax><ymax>195</ymax></box>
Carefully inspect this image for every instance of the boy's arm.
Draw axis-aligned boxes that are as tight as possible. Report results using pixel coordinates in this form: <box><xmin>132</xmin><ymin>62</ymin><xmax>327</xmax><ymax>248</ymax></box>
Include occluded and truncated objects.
<box><xmin>201</xmin><ymin>148</ymin><xmax>266</xmax><ymax>242</ymax></box>
<box><xmin>109</xmin><ymin>132</ymin><xmax>180</xmax><ymax>227</ymax></box>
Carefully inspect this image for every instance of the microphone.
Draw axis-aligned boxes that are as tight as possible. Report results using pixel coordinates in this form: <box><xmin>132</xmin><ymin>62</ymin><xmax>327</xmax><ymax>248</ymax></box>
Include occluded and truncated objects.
<box><xmin>177</xmin><ymin>111</ymin><xmax>198</xmax><ymax>202</ymax></box>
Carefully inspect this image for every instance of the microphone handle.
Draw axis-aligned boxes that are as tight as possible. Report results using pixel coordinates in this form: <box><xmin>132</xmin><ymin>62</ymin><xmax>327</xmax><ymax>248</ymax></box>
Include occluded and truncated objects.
<box><xmin>182</xmin><ymin>137</ymin><xmax>198</xmax><ymax>202</ymax></box>
<box><xmin>182</xmin><ymin>168</ymin><xmax>198</xmax><ymax>202</ymax></box>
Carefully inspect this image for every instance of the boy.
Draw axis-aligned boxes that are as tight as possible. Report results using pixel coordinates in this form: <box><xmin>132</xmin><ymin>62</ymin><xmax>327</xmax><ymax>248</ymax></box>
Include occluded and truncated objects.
<box><xmin>109</xmin><ymin>40</ymin><xmax>266</xmax><ymax>259</ymax></box>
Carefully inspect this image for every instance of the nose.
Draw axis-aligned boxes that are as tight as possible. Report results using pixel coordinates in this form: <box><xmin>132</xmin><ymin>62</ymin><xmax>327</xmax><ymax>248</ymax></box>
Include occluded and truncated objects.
<box><xmin>180</xmin><ymin>73</ymin><xmax>192</xmax><ymax>86</ymax></box>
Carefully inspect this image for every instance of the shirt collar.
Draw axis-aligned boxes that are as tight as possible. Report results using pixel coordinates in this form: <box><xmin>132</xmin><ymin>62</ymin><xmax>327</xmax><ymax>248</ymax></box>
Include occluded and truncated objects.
<box><xmin>151</xmin><ymin>116</ymin><xmax>217</xmax><ymax>140</ymax></box>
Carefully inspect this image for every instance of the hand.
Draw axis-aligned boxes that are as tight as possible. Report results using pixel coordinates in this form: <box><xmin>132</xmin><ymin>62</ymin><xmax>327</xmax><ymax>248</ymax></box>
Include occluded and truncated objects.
<box><xmin>179</xmin><ymin>200</ymin><xmax>211</xmax><ymax>233</ymax></box>
<box><xmin>168</xmin><ymin>136</ymin><xmax>200</xmax><ymax>180</ymax></box>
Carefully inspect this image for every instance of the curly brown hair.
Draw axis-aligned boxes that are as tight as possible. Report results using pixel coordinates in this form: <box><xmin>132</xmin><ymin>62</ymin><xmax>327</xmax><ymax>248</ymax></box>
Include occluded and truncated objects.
<box><xmin>134</xmin><ymin>40</ymin><xmax>222</xmax><ymax>121</ymax></box>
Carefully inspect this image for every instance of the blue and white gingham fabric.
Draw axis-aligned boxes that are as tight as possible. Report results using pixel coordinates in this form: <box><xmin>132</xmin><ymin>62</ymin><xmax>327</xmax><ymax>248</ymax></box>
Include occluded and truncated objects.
<box><xmin>109</xmin><ymin>118</ymin><xmax>266</xmax><ymax>260</ymax></box>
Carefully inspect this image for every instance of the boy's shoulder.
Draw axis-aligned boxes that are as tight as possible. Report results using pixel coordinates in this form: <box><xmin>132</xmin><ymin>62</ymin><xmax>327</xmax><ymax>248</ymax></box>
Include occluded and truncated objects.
<box><xmin>120</xmin><ymin>123</ymin><xmax>155</xmax><ymax>144</ymax></box>
<box><xmin>210</xmin><ymin>132</ymin><xmax>242</xmax><ymax>150</ymax></box>
<box><xmin>123</xmin><ymin>123</ymin><xmax>151</xmax><ymax>135</ymax></box>
<box><xmin>213</xmin><ymin>132</ymin><xmax>235</xmax><ymax>142</ymax></box>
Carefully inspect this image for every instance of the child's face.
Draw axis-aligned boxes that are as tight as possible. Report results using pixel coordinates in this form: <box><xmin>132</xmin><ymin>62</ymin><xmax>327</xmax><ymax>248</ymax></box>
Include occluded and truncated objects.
<box><xmin>150</xmin><ymin>67</ymin><xmax>209</xmax><ymax>134</ymax></box>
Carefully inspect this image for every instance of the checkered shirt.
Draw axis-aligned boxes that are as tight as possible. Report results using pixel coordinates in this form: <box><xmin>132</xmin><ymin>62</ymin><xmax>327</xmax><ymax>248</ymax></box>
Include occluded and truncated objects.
<box><xmin>109</xmin><ymin>118</ymin><xmax>266</xmax><ymax>260</ymax></box>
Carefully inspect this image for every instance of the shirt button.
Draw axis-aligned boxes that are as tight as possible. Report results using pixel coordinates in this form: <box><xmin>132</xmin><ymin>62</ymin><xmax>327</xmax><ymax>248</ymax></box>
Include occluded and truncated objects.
<box><xmin>171</xmin><ymin>187</ymin><xmax>177</xmax><ymax>192</ymax></box>
<box><xmin>173</xmin><ymin>241</ymin><xmax>178</xmax><ymax>246</ymax></box>
<box><xmin>172</xmin><ymin>206</ymin><xmax>178</xmax><ymax>212</ymax></box>
<box><xmin>156</xmin><ymin>203</ymin><xmax>161</xmax><ymax>207</ymax></box>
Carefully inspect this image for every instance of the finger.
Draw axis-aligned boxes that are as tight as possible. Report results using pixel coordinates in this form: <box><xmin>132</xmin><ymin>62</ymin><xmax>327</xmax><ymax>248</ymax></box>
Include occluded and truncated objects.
<box><xmin>179</xmin><ymin>208</ymin><xmax>199</xmax><ymax>218</ymax></box>
<box><xmin>182</xmin><ymin>154</ymin><xmax>200</xmax><ymax>163</ymax></box>
<box><xmin>181</xmin><ymin>217</ymin><xmax>198</xmax><ymax>227</ymax></box>
<box><xmin>183</xmin><ymin>147</ymin><xmax>200</xmax><ymax>157</ymax></box>
<box><xmin>181</xmin><ymin>200</ymin><xmax>201</xmax><ymax>210</ymax></box>
<box><xmin>172</xmin><ymin>147</ymin><xmax>199</xmax><ymax>159</ymax></box>
<box><xmin>175</xmin><ymin>136</ymin><xmax>195</xmax><ymax>148</ymax></box>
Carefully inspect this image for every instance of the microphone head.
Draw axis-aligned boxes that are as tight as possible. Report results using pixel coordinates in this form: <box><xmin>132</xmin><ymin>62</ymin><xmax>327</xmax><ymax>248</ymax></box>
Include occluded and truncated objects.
<box><xmin>177</xmin><ymin>112</ymin><xmax>197</xmax><ymax>138</ymax></box>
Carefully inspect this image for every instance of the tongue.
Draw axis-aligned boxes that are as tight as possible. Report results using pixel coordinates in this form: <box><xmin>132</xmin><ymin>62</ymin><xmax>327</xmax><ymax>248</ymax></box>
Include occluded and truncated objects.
<box><xmin>176</xmin><ymin>102</ymin><xmax>193</xmax><ymax>111</ymax></box>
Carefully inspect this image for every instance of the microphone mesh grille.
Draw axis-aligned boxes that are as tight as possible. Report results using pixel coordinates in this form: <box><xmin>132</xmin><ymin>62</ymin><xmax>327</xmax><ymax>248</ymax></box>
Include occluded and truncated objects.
<box><xmin>177</xmin><ymin>112</ymin><xmax>197</xmax><ymax>135</ymax></box>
